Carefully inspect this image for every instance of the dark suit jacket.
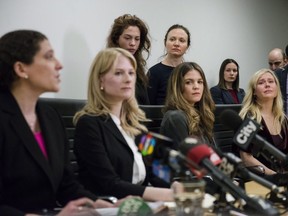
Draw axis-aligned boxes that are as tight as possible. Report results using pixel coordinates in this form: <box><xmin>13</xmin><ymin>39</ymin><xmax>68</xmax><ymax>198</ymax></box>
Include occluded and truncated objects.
<box><xmin>210</xmin><ymin>86</ymin><xmax>245</xmax><ymax>104</ymax></box>
<box><xmin>0</xmin><ymin>91</ymin><xmax>96</xmax><ymax>216</ymax></box>
<box><xmin>275</xmin><ymin>65</ymin><xmax>288</xmax><ymax>114</ymax></box>
<box><xmin>74</xmin><ymin>114</ymin><xmax>153</xmax><ymax>199</ymax></box>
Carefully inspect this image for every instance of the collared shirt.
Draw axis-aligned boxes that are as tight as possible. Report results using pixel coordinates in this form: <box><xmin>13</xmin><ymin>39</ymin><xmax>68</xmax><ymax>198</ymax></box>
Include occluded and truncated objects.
<box><xmin>110</xmin><ymin>113</ymin><xmax>146</xmax><ymax>184</ymax></box>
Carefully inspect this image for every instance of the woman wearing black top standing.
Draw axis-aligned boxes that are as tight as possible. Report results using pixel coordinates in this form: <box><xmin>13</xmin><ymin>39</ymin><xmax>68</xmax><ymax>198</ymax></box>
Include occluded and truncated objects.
<box><xmin>106</xmin><ymin>14</ymin><xmax>151</xmax><ymax>105</ymax></box>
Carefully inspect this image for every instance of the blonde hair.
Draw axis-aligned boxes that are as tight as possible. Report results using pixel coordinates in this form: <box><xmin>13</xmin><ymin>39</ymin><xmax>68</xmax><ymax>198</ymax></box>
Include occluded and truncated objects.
<box><xmin>74</xmin><ymin>47</ymin><xmax>148</xmax><ymax>136</ymax></box>
<box><xmin>239</xmin><ymin>69</ymin><xmax>285</xmax><ymax>126</ymax></box>
<box><xmin>163</xmin><ymin>62</ymin><xmax>215</xmax><ymax>142</ymax></box>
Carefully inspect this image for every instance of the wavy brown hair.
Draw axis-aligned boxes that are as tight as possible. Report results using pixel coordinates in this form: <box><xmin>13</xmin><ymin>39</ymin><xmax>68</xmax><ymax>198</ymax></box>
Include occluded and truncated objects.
<box><xmin>163</xmin><ymin>62</ymin><xmax>215</xmax><ymax>142</ymax></box>
<box><xmin>106</xmin><ymin>14</ymin><xmax>151</xmax><ymax>87</ymax></box>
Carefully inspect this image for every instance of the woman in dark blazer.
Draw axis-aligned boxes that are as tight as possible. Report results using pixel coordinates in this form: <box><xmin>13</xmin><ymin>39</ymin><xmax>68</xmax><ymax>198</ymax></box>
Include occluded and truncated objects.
<box><xmin>0</xmin><ymin>30</ymin><xmax>111</xmax><ymax>216</ymax></box>
<box><xmin>74</xmin><ymin>48</ymin><xmax>173</xmax><ymax>201</ymax></box>
<box><xmin>210</xmin><ymin>58</ymin><xmax>245</xmax><ymax>104</ymax></box>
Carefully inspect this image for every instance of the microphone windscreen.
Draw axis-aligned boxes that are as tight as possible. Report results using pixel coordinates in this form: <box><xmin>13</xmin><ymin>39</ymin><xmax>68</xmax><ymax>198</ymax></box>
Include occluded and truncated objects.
<box><xmin>186</xmin><ymin>144</ymin><xmax>214</xmax><ymax>165</ymax></box>
<box><xmin>137</xmin><ymin>132</ymin><xmax>174</xmax><ymax>159</ymax></box>
<box><xmin>178</xmin><ymin>136</ymin><xmax>200</xmax><ymax>155</ymax></box>
<box><xmin>117</xmin><ymin>197</ymin><xmax>153</xmax><ymax>216</ymax></box>
<box><xmin>179</xmin><ymin>137</ymin><xmax>222</xmax><ymax>166</ymax></box>
<box><xmin>220</xmin><ymin>109</ymin><xmax>242</xmax><ymax>132</ymax></box>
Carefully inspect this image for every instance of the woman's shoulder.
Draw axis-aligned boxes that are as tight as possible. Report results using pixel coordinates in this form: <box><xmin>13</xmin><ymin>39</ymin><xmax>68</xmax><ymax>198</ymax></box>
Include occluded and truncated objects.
<box><xmin>148</xmin><ymin>62</ymin><xmax>173</xmax><ymax>73</ymax></box>
<box><xmin>210</xmin><ymin>85</ymin><xmax>221</xmax><ymax>90</ymax></box>
<box><xmin>239</xmin><ymin>88</ymin><xmax>246</xmax><ymax>93</ymax></box>
<box><xmin>210</xmin><ymin>85</ymin><xmax>222</xmax><ymax>93</ymax></box>
<box><xmin>163</xmin><ymin>110</ymin><xmax>186</xmax><ymax>121</ymax></box>
<box><xmin>148</xmin><ymin>62</ymin><xmax>161</xmax><ymax>70</ymax></box>
<box><xmin>76</xmin><ymin>113</ymin><xmax>109</xmax><ymax>125</ymax></box>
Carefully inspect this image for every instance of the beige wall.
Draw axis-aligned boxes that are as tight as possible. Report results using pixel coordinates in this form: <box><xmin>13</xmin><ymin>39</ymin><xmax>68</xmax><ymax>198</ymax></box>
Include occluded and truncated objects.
<box><xmin>0</xmin><ymin>0</ymin><xmax>287</xmax><ymax>99</ymax></box>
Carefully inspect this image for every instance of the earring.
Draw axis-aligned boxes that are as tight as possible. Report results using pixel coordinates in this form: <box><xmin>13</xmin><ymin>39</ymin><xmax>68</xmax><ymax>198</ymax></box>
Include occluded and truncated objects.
<box><xmin>100</xmin><ymin>86</ymin><xmax>104</xmax><ymax>90</ymax></box>
<box><xmin>24</xmin><ymin>74</ymin><xmax>28</xmax><ymax>79</ymax></box>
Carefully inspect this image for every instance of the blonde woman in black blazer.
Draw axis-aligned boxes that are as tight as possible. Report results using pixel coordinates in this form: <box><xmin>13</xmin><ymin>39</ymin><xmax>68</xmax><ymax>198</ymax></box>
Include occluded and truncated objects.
<box><xmin>74</xmin><ymin>48</ymin><xmax>174</xmax><ymax>201</ymax></box>
<box><xmin>0</xmin><ymin>30</ymin><xmax>112</xmax><ymax>216</ymax></box>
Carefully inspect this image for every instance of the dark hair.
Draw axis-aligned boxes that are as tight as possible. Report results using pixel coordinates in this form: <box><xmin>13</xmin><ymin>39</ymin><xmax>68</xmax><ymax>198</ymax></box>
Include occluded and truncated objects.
<box><xmin>164</xmin><ymin>62</ymin><xmax>215</xmax><ymax>142</ymax></box>
<box><xmin>0</xmin><ymin>30</ymin><xmax>47</xmax><ymax>91</ymax></box>
<box><xmin>106</xmin><ymin>14</ymin><xmax>151</xmax><ymax>86</ymax></box>
<box><xmin>285</xmin><ymin>44</ymin><xmax>288</xmax><ymax>57</ymax></box>
<box><xmin>163</xmin><ymin>24</ymin><xmax>191</xmax><ymax>54</ymax></box>
<box><xmin>217</xmin><ymin>58</ymin><xmax>240</xmax><ymax>90</ymax></box>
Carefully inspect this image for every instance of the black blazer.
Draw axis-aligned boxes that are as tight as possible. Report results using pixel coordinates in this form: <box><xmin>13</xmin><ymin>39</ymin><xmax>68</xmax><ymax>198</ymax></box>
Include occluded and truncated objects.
<box><xmin>210</xmin><ymin>86</ymin><xmax>245</xmax><ymax>104</ymax></box>
<box><xmin>74</xmin><ymin>114</ymin><xmax>153</xmax><ymax>199</ymax></box>
<box><xmin>275</xmin><ymin>65</ymin><xmax>288</xmax><ymax>114</ymax></box>
<box><xmin>0</xmin><ymin>91</ymin><xmax>96</xmax><ymax>216</ymax></box>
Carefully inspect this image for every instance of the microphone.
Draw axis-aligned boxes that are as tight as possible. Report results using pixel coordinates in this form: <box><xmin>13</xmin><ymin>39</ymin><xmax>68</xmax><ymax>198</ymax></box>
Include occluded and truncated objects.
<box><xmin>220</xmin><ymin>109</ymin><xmax>287</xmax><ymax>166</ymax></box>
<box><xmin>179</xmin><ymin>138</ymin><xmax>279</xmax><ymax>215</ymax></box>
<box><xmin>220</xmin><ymin>152</ymin><xmax>280</xmax><ymax>194</ymax></box>
<box><xmin>209</xmin><ymin>145</ymin><xmax>282</xmax><ymax>202</ymax></box>
<box><xmin>137</xmin><ymin>132</ymin><xmax>205</xmax><ymax>182</ymax></box>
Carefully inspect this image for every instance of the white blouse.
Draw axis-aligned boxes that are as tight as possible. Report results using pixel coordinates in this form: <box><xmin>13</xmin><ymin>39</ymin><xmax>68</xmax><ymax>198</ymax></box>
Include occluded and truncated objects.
<box><xmin>110</xmin><ymin>113</ymin><xmax>146</xmax><ymax>184</ymax></box>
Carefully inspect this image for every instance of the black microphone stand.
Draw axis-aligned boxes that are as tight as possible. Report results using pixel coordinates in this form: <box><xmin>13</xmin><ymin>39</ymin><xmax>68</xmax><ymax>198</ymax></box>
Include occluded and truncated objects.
<box><xmin>170</xmin><ymin>155</ymin><xmax>279</xmax><ymax>215</ymax></box>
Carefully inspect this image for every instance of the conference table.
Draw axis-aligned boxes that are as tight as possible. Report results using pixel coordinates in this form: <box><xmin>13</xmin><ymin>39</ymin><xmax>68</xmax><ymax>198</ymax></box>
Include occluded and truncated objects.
<box><xmin>96</xmin><ymin>181</ymin><xmax>286</xmax><ymax>216</ymax></box>
<box><xmin>160</xmin><ymin>181</ymin><xmax>286</xmax><ymax>216</ymax></box>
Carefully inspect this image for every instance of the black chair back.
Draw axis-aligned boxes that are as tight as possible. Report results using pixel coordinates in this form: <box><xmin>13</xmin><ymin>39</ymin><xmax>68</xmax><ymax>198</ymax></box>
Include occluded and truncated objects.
<box><xmin>213</xmin><ymin>104</ymin><xmax>242</xmax><ymax>155</ymax></box>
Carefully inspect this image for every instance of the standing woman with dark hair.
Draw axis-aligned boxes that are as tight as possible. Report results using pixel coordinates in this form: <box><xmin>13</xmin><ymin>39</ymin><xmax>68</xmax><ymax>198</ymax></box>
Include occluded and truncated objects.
<box><xmin>147</xmin><ymin>24</ymin><xmax>191</xmax><ymax>105</ymax></box>
<box><xmin>106</xmin><ymin>14</ymin><xmax>151</xmax><ymax>105</ymax></box>
<box><xmin>160</xmin><ymin>62</ymin><xmax>215</xmax><ymax>147</ymax></box>
<box><xmin>210</xmin><ymin>58</ymin><xmax>245</xmax><ymax>104</ymax></box>
<box><xmin>0</xmin><ymin>30</ymin><xmax>112</xmax><ymax>216</ymax></box>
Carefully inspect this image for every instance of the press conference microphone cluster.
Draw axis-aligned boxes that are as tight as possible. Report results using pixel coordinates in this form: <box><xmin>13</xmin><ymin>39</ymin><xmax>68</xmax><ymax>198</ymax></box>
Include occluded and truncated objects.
<box><xmin>220</xmin><ymin>109</ymin><xmax>288</xmax><ymax>167</ymax></box>
<box><xmin>137</xmin><ymin>132</ymin><xmax>206</xmax><ymax>180</ymax></box>
<box><xmin>137</xmin><ymin>131</ymin><xmax>279</xmax><ymax>214</ymax></box>
<box><xmin>179</xmin><ymin>137</ymin><xmax>279</xmax><ymax>215</ymax></box>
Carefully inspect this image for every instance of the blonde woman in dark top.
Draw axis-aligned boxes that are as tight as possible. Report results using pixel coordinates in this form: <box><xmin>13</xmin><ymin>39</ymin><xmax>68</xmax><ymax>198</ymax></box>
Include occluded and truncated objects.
<box><xmin>239</xmin><ymin>69</ymin><xmax>288</xmax><ymax>184</ymax></box>
<box><xmin>73</xmin><ymin>48</ymin><xmax>174</xmax><ymax>201</ymax></box>
<box><xmin>210</xmin><ymin>58</ymin><xmax>245</xmax><ymax>104</ymax></box>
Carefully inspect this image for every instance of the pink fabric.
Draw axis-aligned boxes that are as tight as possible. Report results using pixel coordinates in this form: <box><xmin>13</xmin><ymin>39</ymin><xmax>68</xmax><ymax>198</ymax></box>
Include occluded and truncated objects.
<box><xmin>34</xmin><ymin>132</ymin><xmax>48</xmax><ymax>159</ymax></box>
